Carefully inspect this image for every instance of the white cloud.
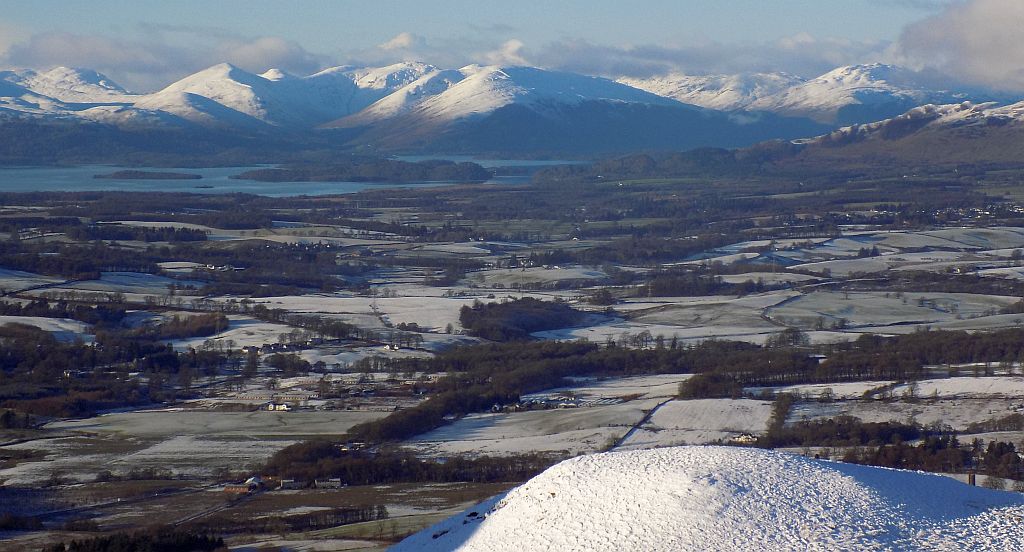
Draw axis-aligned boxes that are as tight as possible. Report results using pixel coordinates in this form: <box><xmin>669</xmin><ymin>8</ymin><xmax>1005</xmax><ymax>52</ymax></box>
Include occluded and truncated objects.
<box><xmin>529</xmin><ymin>35</ymin><xmax>887</xmax><ymax>79</ymax></box>
<box><xmin>0</xmin><ymin>29</ymin><xmax>329</xmax><ymax>91</ymax></box>
<box><xmin>0</xmin><ymin>20</ymin><xmax>30</xmax><ymax>57</ymax></box>
<box><xmin>481</xmin><ymin>39</ymin><xmax>528</xmax><ymax>66</ymax></box>
<box><xmin>379</xmin><ymin>32</ymin><xmax>425</xmax><ymax>52</ymax></box>
<box><xmin>888</xmin><ymin>0</ymin><xmax>1024</xmax><ymax>91</ymax></box>
<box><xmin>214</xmin><ymin>36</ymin><xmax>324</xmax><ymax>76</ymax></box>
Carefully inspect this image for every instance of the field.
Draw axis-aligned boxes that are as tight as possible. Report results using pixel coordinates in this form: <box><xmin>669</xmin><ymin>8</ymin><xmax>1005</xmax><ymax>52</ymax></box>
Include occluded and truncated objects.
<box><xmin>2</xmin><ymin>409</ymin><xmax>389</xmax><ymax>485</ymax></box>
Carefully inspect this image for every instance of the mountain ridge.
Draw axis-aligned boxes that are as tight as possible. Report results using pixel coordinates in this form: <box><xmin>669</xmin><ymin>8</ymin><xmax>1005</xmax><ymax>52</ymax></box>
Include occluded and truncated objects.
<box><xmin>0</xmin><ymin>61</ymin><xmax>1017</xmax><ymax>158</ymax></box>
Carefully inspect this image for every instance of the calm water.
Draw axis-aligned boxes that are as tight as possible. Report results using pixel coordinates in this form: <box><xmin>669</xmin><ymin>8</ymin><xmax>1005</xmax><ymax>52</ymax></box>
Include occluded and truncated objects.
<box><xmin>0</xmin><ymin>158</ymin><xmax>580</xmax><ymax>197</ymax></box>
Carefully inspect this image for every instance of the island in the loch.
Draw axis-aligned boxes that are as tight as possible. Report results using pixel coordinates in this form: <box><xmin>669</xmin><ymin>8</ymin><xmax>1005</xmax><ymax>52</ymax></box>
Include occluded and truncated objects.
<box><xmin>93</xmin><ymin>170</ymin><xmax>202</xmax><ymax>180</ymax></box>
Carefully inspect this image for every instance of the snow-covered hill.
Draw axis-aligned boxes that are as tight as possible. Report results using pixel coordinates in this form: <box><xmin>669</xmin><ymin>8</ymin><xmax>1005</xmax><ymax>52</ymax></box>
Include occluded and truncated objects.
<box><xmin>395</xmin><ymin>446</ymin><xmax>1024</xmax><ymax>551</ymax></box>
<box><xmin>142</xmin><ymin>61</ymin><xmax>435</xmax><ymax>128</ymax></box>
<box><xmin>803</xmin><ymin>100</ymin><xmax>1024</xmax><ymax>145</ymax></box>
<box><xmin>619</xmin><ymin>72</ymin><xmax>804</xmax><ymax>111</ymax></box>
<box><xmin>334</xmin><ymin>68</ymin><xmax>466</xmax><ymax>127</ymax></box>
<box><xmin>331</xmin><ymin>65</ymin><xmax>688</xmax><ymax>130</ymax></box>
<box><xmin>622</xmin><ymin>64</ymin><xmax>980</xmax><ymax>125</ymax></box>
<box><xmin>748</xmin><ymin>63</ymin><xmax>968</xmax><ymax>124</ymax></box>
<box><xmin>1</xmin><ymin>66</ymin><xmax>133</xmax><ymax>104</ymax></box>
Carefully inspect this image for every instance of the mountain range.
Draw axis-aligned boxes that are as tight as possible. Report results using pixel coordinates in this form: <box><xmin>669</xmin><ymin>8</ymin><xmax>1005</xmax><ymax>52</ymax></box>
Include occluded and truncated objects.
<box><xmin>0</xmin><ymin>62</ymin><xmax>1018</xmax><ymax>157</ymax></box>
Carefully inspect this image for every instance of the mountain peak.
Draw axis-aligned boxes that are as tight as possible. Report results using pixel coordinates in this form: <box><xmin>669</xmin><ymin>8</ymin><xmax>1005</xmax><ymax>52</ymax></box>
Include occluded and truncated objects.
<box><xmin>260</xmin><ymin>68</ymin><xmax>294</xmax><ymax>81</ymax></box>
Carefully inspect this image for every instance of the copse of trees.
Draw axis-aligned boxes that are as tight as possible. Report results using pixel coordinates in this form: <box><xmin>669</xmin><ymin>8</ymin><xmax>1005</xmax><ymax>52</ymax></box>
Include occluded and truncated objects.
<box><xmin>133</xmin><ymin>313</ymin><xmax>229</xmax><ymax>341</ymax></box>
<box><xmin>0</xmin><ymin>240</ymin><xmax>159</xmax><ymax>280</ymax></box>
<box><xmin>678</xmin><ymin>327</ymin><xmax>1024</xmax><ymax>398</ymax></box>
<box><xmin>66</xmin><ymin>224</ymin><xmax>208</xmax><ymax>243</ymax></box>
<box><xmin>0</xmin><ymin>299</ymin><xmax>126</xmax><ymax>328</ymax></box>
<box><xmin>758</xmin><ymin>415</ymin><xmax>923</xmax><ymax>448</ymax></box>
<box><xmin>263</xmin><ymin>442</ymin><xmax>555</xmax><ymax>484</ymax></box>
<box><xmin>43</xmin><ymin>529</ymin><xmax>224</xmax><ymax>552</ymax></box>
<box><xmin>459</xmin><ymin>297</ymin><xmax>587</xmax><ymax>341</ymax></box>
<box><xmin>266</xmin><ymin>353</ymin><xmax>312</xmax><ymax>376</ymax></box>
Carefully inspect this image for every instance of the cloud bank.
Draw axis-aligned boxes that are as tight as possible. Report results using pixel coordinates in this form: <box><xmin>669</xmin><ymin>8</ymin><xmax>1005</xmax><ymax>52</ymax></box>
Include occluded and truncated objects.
<box><xmin>888</xmin><ymin>0</ymin><xmax>1024</xmax><ymax>91</ymax></box>
<box><xmin>0</xmin><ymin>28</ymin><xmax>328</xmax><ymax>91</ymax></box>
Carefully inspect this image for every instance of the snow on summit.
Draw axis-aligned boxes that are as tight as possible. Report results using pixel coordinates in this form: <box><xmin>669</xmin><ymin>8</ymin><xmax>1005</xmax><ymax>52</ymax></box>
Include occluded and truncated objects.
<box><xmin>619</xmin><ymin>72</ymin><xmax>804</xmax><ymax>111</ymax></box>
<box><xmin>395</xmin><ymin>446</ymin><xmax>1024</xmax><ymax>551</ymax></box>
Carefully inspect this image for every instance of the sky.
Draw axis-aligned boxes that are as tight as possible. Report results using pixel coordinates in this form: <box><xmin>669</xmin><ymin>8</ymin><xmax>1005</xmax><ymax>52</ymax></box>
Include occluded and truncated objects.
<box><xmin>1</xmin><ymin>0</ymin><xmax>1022</xmax><ymax>92</ymax></box>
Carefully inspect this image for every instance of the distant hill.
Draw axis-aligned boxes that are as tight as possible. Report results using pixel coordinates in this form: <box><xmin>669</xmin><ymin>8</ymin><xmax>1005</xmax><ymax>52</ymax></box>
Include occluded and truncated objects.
<box><xmin>780</xmin><ymin>100</ymin><xmax>1024</xmax><ymax>168</ymax></box>
<box><xmin>621</xmin><ymin>64</ymin><xmax>1000</xmax><ymax>125</ymax></box>
<box><xmin>395</xmin><ymin>446</ymin><xmax>1024</xmax><ymax>551</ymax></box>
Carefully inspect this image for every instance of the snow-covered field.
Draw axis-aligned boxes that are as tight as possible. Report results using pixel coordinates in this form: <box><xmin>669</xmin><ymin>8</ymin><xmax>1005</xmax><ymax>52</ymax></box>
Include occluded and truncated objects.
<box><xmin>47</xmin><ymin>409</ymin><xmax>387</xmax><ymax>438</ymax></box>
<box><xmin>0</xmin><ymin>267</ymin><xmax>64</xmax><ymax>291</ymax></box>
<box><xmin>890</xmin><ymin>376</ymin><xmax>1024</xmax><ymax>399</ymax></box>
<box><xmin>246</xmin><ymin>293</ymin><xmax>480</xmax><ymax>333</ymax></box>
<box><xmin>535</xmin><ymin>291</ymin><xmax>804</xmax><ymax>344</ymax></box>
<box><xmin>60</xmin><ymin>271</ymin><xmax>202</xmax><ymax>295</ymax></box>
<box><xmin>465</xmin><ymin>266</ymin><xmax>607</xmax><ymax>288</ymax></box>
<box><xmin>168</xmin><ymin>314</ymin><xmax>295</xmax><ymax>350</ymax></box>
<box><xmin>1</xmin><ymin>409</ymin><xmax>389</xmax><ymax>484</ymax></box>
<box><xmin>407</xmin><ymin>399</ymin><xmax>662</xmax><ymax>458</ymax></box>
<box><xmin>617</xmin><ymin>399</ymin><xmax>773</xmax><ymax>449</ymax></box>
<box><xmin>791</xmin><ymin>399</ymin><xmax>1021</xmax><ymax>431</ymax></box>
<box><xmin>521</xmin><ymin>374</ymin><xmax>692</xmax><ymax>402</ymax></box>
<box><xmin>396</xmin><ymin>446</ymin><xmax>1024</xmax><ymax>551</ymax></box>
<box><xmin>766</xmin><ymin>290</ymin><xmax>1018</xmax><ymax>329</ymax></box>
<box><xmin>0</xmin><ymin>315</ymin><xmax>93</xmax><ymax>341</ymax></box>
<box><xmin>747</xmin><ymin>380</ymin><xmax>895</xmax><ymax>400</ymax></box>
<box><xmin>718</xmin><ymin>271</ymin><xmax>821</xmax><ymax>285</ymax></box>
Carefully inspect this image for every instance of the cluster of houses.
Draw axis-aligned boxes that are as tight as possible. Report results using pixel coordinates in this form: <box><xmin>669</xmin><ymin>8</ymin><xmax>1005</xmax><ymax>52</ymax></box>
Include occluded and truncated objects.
<box><xmin>241</xmin><ymin>339</ymin><xmax>325</xmax><ymax>356</ymax></box>
<box><xmin>223</xmin><ymin>475</ymin><xmax>308</xmax><ymax>494</ymax></box>
<box><xmin>493</xmin><ymin>394</ymin><xmax>625</xmax><ymax>412</ymax></box>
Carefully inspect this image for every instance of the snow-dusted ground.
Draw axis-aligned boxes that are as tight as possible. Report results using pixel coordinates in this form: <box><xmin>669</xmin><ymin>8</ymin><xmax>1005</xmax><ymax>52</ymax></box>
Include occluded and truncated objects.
<box><xmin>890</xmin><ymin>376</ymin><xmax>1024</xmax><ymax>399</ymax></box>
<box><xmin>247</xmin><ymin>293</ymin><xmax>481</xmax><ymax>333</ymax></box>
<box><xmin>168</xmin><ymin>314</ymin><xmax>295</xmax><ymax>350</ymax></box>
<box><xmin>746</xmin><ymin>380</ymin><xmax>895</xmax><ymax>400</ymax></box>
<box><xmin>63</xmin><ymin>271</ymin><xmax>199</xmax><ymax>294</ymax></box>
<box><xmin>0</xmin><ymin>267</ymin><xmax>64</xmax><ymax>291</ymax></box>
<box><xmin>465</xmin><ymin>266</ymin><xmax>607</xmax><ymax>288</ymax></box>
<box><xmin>521</xmin><ymin>374</ymin><xmax>692</xmax><ymax>401</ymax></box>
<box><xmin>395</xmin><ymin>446</ymin><xmax>1024</xmax><ymax>551</ymax></box>
<box><xmin>407</xmin><ymin>399</ymin><xmax>662</xmax><ymax>458</ymax></box>
<box><xmin>718</xmin><ymin>271</ymin><xmax>821</xmax><ymax>285</ymax></box>
<box><xmin>534</xmin><ymin>291</ymin><xmax>804</xmax><ymax>345</ymax></box>
<box><xmin>0</xmin><ymin>315</ymin><xmax>93</xmax><ymax>342</ymax></box>
<box><xmin>617</xmin><ymin>399</ymin><xmax>773</xmax><ymax>449</ymax></box>
<box><xmin>1</xmin><ymin>409</ymin><xmax>390</xmax><ymax>484</ymax></box>
<box><xmin>791</xmin><ymin>399</ymin><xmax>1021</xmax><ymax>431</ymax></box>
<box><xmin>766</xmin><ymin>290</ymin><xmax>1018</xmax><ymax>329</ymax></box>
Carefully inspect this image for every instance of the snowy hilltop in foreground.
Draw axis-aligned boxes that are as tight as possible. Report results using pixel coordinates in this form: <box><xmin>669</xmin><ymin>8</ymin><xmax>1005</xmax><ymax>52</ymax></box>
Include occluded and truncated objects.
<box><xmin>394</xmin><ymin>446</ymin><xmax>1024</xmax><ymax>551</ymax></box>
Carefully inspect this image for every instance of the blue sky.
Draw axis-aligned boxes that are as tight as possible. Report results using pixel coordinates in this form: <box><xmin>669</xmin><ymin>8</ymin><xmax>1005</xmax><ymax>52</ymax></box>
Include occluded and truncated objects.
<box><xmin>3</xmin><ymin>0</ymin><xmax>1022</xmax><ymax>92</ymax></box>
<box><xmin>2</xmin><ymin>1</ymin><xmax>943</xmax><ymax>53</ymax></box>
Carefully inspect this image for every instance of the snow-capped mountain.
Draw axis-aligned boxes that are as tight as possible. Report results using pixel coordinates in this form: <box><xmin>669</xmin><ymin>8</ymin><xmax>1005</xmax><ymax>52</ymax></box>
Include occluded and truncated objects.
<box><xmin>1</xmin><ymin>66</ymin><xmax>133</xmax><ymax>104</ymax></box>
<box><xmin>622</xmin><ymin>64</ymin><xmax>982</xmax><ymax>125</ymax></box>
<box><xmin>320</xmin><ymin>64</ymin><xmax>825</xmax><ymax>153</ymax></box>
<box><xmin>330</xmin><ymin>65</ymin><xmax>688</xmax><ymax>129</ymax></box>
<box><xmin>748</xmin><ymin>63</ymin><xmax>969</xmax><ymax>124</ymax></box>
<box><xmin>396</xmin><ymin>446</ymin><xmax>1024</xmax><ymax>551</ymax></box>
<box><xmin>141</xmin><ymin>61</ymin><xmax>435</xmax><ymax>128</ymax></box>
<box><xmin>334</xmin><ymin>67</ymin><xmax>466</xmax><ymax>127</ymax></box>
<box><xmin>619</xmin><ymin>72</ymin><xmax>804</xmax><ymax>111</ymax></box>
